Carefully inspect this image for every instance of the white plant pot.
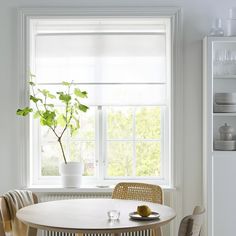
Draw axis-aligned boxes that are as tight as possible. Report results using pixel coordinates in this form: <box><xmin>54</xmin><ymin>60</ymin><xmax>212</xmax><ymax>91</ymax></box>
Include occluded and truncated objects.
<box><xmin>60</xmin><ymin>162</ymin><xmax>84</xmax><ymax>188</ymax></box>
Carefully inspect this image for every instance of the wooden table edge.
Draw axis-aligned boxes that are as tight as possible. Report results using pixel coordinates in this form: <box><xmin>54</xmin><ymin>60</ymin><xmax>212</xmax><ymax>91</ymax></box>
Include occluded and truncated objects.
<box><xmin>19</xmin><ymin>214</ymin><xmax>176</xmax><ymax>234</ymax></box>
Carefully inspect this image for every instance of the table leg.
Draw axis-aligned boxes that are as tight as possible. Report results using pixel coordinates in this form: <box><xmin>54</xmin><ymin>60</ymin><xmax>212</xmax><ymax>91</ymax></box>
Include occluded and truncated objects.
<box><xmin>152</xmin><ymin>227</ymin><xmax>162</xmax><ymax>236</ymax></box>
<box><xmin>113</xmin><ymin>233</ymin><xmax>121</xmax><ymax>236</ymax></box>
<box><xmin>27</xmin><ymin>226</ymin><xmax>37</xmax><ymax>236</ymax></box>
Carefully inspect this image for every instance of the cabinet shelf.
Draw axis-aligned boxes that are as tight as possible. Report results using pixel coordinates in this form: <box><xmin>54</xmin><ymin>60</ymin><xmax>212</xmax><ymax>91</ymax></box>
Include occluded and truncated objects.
<box><xmin>213</xmin><ymin>150</ymin><xmax>236</xmax><ymax>154</ymax></box>
<box><xmin>214</xmin><ymin>75</ymin><xmax>236</xmax><ymax>79</ymax></box>
<box><xmin>213</xmin><ymin>112</ymin><xmax>236</xmax><ymax>116</ymax></box>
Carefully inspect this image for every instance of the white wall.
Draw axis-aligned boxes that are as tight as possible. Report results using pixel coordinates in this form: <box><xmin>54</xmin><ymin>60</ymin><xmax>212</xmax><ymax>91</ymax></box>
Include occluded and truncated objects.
<box><xmin>0</xmin><ymin>0</ymin><xmax>235</xmax><ymax>217</ymax></box>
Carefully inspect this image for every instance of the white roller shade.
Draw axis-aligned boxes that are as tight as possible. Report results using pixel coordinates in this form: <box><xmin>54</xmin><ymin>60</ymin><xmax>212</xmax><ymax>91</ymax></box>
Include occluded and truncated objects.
<box><xmin>38</xmin><ymin>84</ymin><xmax>167</xmax><ymax>106</ymax></box>
<box><xmin>33</xmin><ymin>19</ymin><xmax>169</xmax><ymax>106</ymax></box>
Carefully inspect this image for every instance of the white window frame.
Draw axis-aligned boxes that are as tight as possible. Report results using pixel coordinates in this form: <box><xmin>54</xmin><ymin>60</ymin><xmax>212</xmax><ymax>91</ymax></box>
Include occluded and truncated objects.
<box><xmin>17</xmin><ymin>7</ymin><xmax>183</xmax><ymax>193</ymax></box>
<box><xmin>28</xmin><ymin>16</ymin><xmax>171</xmax><ymax>186</ymax></box>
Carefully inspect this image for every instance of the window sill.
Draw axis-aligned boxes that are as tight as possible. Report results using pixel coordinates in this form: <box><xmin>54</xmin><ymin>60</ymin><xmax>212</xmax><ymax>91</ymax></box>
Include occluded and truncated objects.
<box><xmin>25</xmin><ymin>185</ymin><xmax>176</xmax><ymax>193</ymax></box>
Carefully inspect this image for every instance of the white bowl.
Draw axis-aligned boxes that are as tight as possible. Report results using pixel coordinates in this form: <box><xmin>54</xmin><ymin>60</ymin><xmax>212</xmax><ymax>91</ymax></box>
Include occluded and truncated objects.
<box><xmin>215</xmin><ymin>93</ymin><xmax>236</xmax><ymax>105</ymax></box>
<box><xmin>214</xmin><ymin>104</ymin><xmax>236</xmax><ymax>112</ymax></box>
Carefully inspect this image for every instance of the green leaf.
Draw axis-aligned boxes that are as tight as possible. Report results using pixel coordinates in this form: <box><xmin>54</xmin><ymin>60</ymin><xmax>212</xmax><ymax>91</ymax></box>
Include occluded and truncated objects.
<box><xmin>29</xmin><ymin>72</ymin><xmax>36</xmax><ymax>78</ymax></box>
<box><xmin>16</xmin><ymin>107</ymin><xmax>33</xmax><ymax>116</ymax></box>
<box><xmin>38</xmin><ymin>89</ymin><xmax>55</xmax><ymax>99</ymax></box>
<box><xmin>79</xmin><ymin>104</ymin><xmax>89</xmax><ymax>112</ymax></box>
<box><xmin>73</xmin><ymin>116</ymin><xmax>80</xmax><ymax>129</ymax></box>
<box><xmin>48</xmin><ymin>93</ymin><xmax>56</xmax><ymax>99</ymax></box>
<box><xmin>30</xmin><ymin>95</ymin><xmax>42</xmax><ymax>103</ymax></box>
<box><xmin>38</xmin><ymin>89</ymin><xmax>49</xmax><ymax>97</ymax></box>
<box><xmin>69</xmin><ymin>124</ymin><xmax>78</xmax><ymax>137</ymax></box>
<box><xmin>74</xmin><ymin>88</ymin><xmax>88</xmax><ymax>98</ymax></box>
<box><xmin>58</xmin><ymin>92</ymin><xmax>71</xmax><ymax>103</ymax></box>
<box><xmin>62</xmin><ymin>81</ymin><xmax>71</xmax><ymax>86</ymax></box>
<box><xmin>57</xmin><ymin>114</ymin><xmax>67</xmax><ymax>126</ymax></box>
<box><xmin>29</xmin><ymin>81</ymin><xmax>36</xmax><ymax>86</ymax></box>
<box><xmin>46</xmin><ymin>104</ymin><xmax>54</xmax><ymax>107</ymax></box>
<box><xmin>40</xmin><ymin>110</ymin><xmax>56</xmax><ymax>126</ymax></box>
<box><xmin>33</xmin><ymin>111</ymin><xmax>41</xmax><ymax>119</ymax></box>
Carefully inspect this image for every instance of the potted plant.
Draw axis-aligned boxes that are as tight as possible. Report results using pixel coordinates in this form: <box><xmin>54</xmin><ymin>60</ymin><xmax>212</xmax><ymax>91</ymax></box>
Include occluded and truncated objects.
<box><xmin>17</xmin><ymin>73</ymin><xmax>89</xmax><ymax>187</ymax></box>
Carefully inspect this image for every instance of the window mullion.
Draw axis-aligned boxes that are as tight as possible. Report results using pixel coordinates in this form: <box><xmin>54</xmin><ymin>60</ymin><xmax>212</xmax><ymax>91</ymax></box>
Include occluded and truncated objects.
<box><xmin>32</xmin><ymin>119</ymin><xmax>41</xmax><ymax>185</ymax></box>
<box><xmin>66</xmin><ymin>130</ymin><xmax>70</xmax><ymax>162</ymax></box>
<box><xmin>97</xmin><ymin>106</ymin><xmax>105</xmax><ymax>182</ymax></box>
<box><xmin>102</xmin><ymin>107</ymin><xmax>108</xmax><ymax>181</ymax></box>
<box><xmin>132</xmin><ymin>107</ymin><xmax>136</xmax><ymax>177</ymax></box>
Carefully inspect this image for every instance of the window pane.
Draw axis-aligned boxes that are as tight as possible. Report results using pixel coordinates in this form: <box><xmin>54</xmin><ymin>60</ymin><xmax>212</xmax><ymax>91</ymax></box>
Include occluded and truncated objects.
<box><xmin>107</xmin><ymin>142</ymin><xmax>133</xmax><ymax>177</ymax></box>
<box><xmin>70</xmin><ymin>141</ymin><xmax>95</xmax><ymax>176</ymax></box>
<box><xmin>136</xmin><ymin>107</ymin><xmax>161</xmax><ymax>139</ymax></box>
<box><xmin>136</xmin><ymin>142</ymin><xmax>161</xmax><ymax>177</ymax></box>
<box><xmin>41</xmin><ymin>142</ymin><xmax>62</xmax><ymax>176</ymax></box>
<box><xmin>107</xmin><ymin>107</ymin><xmax>133</xmax><ymax>139</ymax></box>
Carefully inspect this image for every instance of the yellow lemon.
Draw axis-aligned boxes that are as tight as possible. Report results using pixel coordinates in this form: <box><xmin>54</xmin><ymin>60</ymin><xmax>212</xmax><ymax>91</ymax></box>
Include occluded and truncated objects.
<box><xmin>137</xmin><ymin>205</ymin><xmax>152</xmax><ymax>217</ymax></box>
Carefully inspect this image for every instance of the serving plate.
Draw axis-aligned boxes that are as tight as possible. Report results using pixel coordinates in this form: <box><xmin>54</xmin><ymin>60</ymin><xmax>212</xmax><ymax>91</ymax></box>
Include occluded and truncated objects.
<box><xmin>129</xmin><ymin>211</ymin><xmax>160</xmax><ymax>221</ymax></box>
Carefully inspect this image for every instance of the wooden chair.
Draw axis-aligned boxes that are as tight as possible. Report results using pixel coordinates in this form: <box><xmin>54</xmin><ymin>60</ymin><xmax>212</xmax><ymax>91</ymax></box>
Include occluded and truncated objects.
<box><xmin>178</xmin><ymin>206</ymin><xmax>205</xmax><ymax>236</ymax></box>
<box><xmin>112</xmin><ymin>182</ymin><xmax>163</xmax><ymax>236</ymax></box>
<box><xmin>0</xmin><ymin>192</ymin><xmax>38</xmax><ymax>236</ymax></box>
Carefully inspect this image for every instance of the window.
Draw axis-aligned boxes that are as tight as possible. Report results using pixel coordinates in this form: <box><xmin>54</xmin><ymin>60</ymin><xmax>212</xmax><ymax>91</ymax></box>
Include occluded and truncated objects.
<box><xmin>28</xmin><ymin>17</ymin><xmax>171</xmax><ymax>186</ymax></box>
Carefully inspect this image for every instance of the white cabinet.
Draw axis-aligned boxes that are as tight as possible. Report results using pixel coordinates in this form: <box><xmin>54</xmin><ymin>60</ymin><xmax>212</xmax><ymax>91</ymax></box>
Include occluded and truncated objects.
<box><xmin>203</xmin><ymin>36</ymin><xmax>236</xmax><ymax>236</ymax></box>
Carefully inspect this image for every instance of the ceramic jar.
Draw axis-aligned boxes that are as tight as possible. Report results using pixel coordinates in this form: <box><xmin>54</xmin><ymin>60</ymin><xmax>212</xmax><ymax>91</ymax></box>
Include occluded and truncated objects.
<box><xmin>219</xmin><ymin>123</ymin><xmax>234</xmax><ymax>140</ymax></box>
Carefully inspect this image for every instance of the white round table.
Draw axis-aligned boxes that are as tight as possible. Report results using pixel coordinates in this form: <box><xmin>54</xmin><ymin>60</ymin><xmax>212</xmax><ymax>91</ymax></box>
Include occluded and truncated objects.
<box><xmin>16</xmin><ymin>199</ymin><xmax>176</xmax><ymax>235</ymax></box>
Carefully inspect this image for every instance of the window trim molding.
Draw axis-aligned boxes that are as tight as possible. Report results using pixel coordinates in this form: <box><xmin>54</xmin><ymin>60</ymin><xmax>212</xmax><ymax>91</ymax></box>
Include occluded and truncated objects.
<box><xmin>17</xmin><ymin>7</ymin><xmax>183</xmax><ymax>236</ymax></box>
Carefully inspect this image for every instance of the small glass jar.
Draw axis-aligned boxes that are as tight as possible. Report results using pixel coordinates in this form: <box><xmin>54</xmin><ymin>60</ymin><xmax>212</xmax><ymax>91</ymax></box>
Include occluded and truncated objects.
<box><xmin>209</xmin><ymin>18</ymin><xmax>224</xmax><ymax>36</ymax></box>
<box><xmin>107</xmin><ymin>210</ymin><xmax>120</xmax><ymax>220</ymax></box>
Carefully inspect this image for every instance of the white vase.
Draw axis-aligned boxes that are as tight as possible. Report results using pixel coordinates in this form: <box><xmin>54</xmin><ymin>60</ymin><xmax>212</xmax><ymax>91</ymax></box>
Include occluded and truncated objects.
<box><xmin>60</xmin><ymin>162</ymin><xmax>84</xmax><ymax>188</ymax></box>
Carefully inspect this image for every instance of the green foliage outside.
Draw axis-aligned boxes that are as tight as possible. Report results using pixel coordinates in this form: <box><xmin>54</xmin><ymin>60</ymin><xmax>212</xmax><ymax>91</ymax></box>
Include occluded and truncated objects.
<box><xmin>107</xmin><ymin>107</ymin><xmax>161</xmax><ymax>177</ymax></box>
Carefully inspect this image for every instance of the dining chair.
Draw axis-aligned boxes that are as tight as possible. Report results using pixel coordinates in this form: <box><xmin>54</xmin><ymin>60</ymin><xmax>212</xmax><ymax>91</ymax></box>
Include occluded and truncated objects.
<box><xmin>112</xmin><ymin>182</ymin><xmax>163</xmax><ymax>204</ymax></box>
<box><xmin>178</xmin><ymin>206</ymin><xmax>205</xmax><ymax>236</ymax></box>
<box><xmin>112</xmin><ymin>182</ymin><xmax>163</xmax><ymax>236</ymax></box>
<box><xmin>0</xmin><ymin>191</ymin><xmax>38</xmax><ymax>236</ymax></box>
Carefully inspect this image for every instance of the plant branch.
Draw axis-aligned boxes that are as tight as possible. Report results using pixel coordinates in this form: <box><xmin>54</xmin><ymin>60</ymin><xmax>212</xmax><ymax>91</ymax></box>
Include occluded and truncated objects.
<box><xmin>59</xmin><ymin>106</ymin><xmax>73</xmax><ymax>139</ymax></box>
<box><xmin>58</xmin><ymin>137</ymin><xmax>67</xmax><ymax>164</ymax></box>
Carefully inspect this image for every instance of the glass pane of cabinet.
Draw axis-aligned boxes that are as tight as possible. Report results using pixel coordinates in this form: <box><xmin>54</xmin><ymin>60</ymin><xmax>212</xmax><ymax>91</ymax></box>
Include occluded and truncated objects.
<box><xmin>212</xmin><ymin>39</ymin><xmax>236</xmax><ymax>151</ymax></box>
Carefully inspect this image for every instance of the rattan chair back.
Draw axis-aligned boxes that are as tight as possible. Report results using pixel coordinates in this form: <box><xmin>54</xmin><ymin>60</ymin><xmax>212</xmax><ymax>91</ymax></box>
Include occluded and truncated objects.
<box><xmin>112</xmin><ymin>182</ymin><xmax>163</xmax><ymax>204</ymax></box>
<box><xmin>178</xmin><ymin>206</ymin><xmax>205</xmax><ymax>236</ymax></box>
